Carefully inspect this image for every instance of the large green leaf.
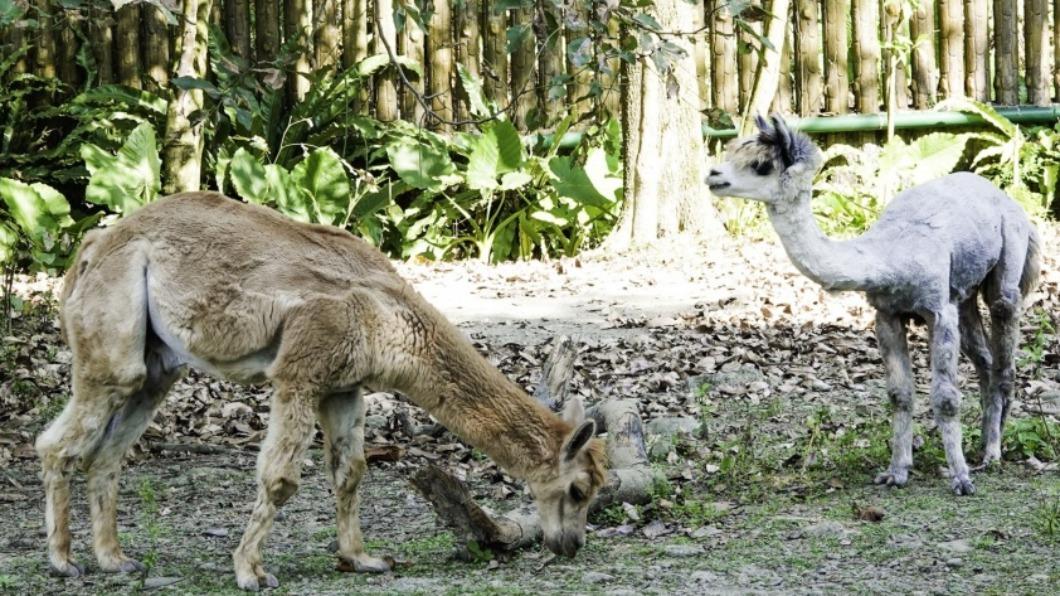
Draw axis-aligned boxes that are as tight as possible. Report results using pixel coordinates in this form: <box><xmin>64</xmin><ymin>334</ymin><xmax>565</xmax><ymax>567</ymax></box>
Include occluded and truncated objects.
<box><xmin>466</xmin><ymin>120</ymin><xmax>524</xmax><ymax>190</ymax></box>
<box><xmin>549</xmin><ymin>148</ymin><xmax>619</xmax><ymax>210</ymax></box>
<box><xmin>266</xmin><ymin>164</ymin><xmax>313</xmax><ymax>223</ymax></box>
<box><xmin>81</xmin><ymin>122</ymin><xmax>161</xmax><ymax>213</ymax></box>
<box><xmin>879</xmin><ymin>133</ymin><xmax>969</xmax><ymax>187</ymax></box>
<box><xmin>291</xmin><ymin>147</ymin><xmax>350</xmax><ymax>226</ymax></box>
<box><xmin>0</xmin><ymin>221</ymin><xmax>17</xmax><ymax>265</ymax></box>
<box><xmin>935</xmin><ymin>98</ymin><xmax>1018</xmax><ymax>139</ymax></box>
<box><xmin>386</xmin><ymin>141</ymin><xmax>457</xmax><ymax>192</ymax></box>
<box><xmin>229</xmin><ymin>147</ymin><xmax>269</xmax><ymax>204</ymax></box>
<box><xmin>457</xmin><ymin>63</ymin><xmax>491</xmax><ymax>118</ymax></box>
<box><xmin>0</xmin><ymin>177</ymin><xmax>59</xmax><ymax>244</ymax></box>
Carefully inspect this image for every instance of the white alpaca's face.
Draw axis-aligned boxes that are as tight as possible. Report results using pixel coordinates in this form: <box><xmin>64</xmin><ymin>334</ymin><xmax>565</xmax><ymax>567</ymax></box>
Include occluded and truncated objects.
<box><xmin>705</xmin><ymin>138</ymin><xmax>784</xmax><ymax>202</ymax></box>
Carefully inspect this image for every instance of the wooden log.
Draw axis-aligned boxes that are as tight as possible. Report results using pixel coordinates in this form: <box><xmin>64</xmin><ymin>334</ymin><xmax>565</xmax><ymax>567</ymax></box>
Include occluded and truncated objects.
<box><xmin>532</xmin><ymin>336</ymin><xmax>577</xmax><ymax>411</ymax></box>
<box><xmin>909</xmin><ymin>0</ymin><xmax>937</xmax><ymax>108</ymax></box>
<box><xmin>1025</xmin><ymin>0</ymin><xmax>1051</xmax><ymax>106</ymax></box>
<box><xmin>963</xmin><ymin>0</ymin><xmax>988</xmax><ymax>100</ymax></box>
<box><xmin>794</xmin><ymin>0</ymin><xmax>823</xmax><ymax>116</ymax></box>
<box><xmin>710</xmin><ymin>0</ymin><xmax>739</xmax><ymax>113</ymax></box>
<box><xmin>938</xmin><ymin>0</ymin><xmax>964</xmax><ymax>99</ymax></box>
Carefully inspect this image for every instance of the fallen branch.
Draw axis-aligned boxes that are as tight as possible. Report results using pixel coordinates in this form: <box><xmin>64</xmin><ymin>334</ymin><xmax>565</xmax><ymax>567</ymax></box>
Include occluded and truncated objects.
<box><xmin>532</xmin><ymin>335</ymin><xmax>578</xmax><ymax>412</ymax></box>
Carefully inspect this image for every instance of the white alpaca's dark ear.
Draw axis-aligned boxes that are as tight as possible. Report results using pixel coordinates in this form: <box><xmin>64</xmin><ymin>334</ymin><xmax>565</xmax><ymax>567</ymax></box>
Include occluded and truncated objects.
<box><xmin>562</xmin><ymin>398</ymin><xmax>585</xmax><ymax>425</ymax></box>
<box><xmin>563</xmin><ymin>420</ymin><xmax>596</xmax><ymax>461</ymax></box>
<box><xmin>754</xmin><ymin>114</ymin><xmax>770</xmax><ymax>133</ymax></box>
<box><xmin>771</xmin><ymin>114</ymin><xmax>795</xmax><ymax>167</ymax></box>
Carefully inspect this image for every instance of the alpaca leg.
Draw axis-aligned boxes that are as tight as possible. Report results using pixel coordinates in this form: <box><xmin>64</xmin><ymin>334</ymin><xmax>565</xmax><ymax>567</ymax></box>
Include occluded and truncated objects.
<box><xmin>85</xmin><ymin>350</ymin><xmax>180</xmax><ymax>572</ymax></box>
<box><xmin>232</xmin><ymin>387</ymin><xmax>317</xmax><ymax>591</ymax></box>
<box><xmin>929</xmin><ymin>304</ymin><xmax>974</xmax><ymax>495</ymax></box>
<box><xmin>957</xmin><ymin>298</ymin><xmax>997</xmax><ymax>468</ymax></box>
<box><xmin>318</xmin><ymin>390</ymin><xmax>391</xmax><ymax>573</ymax></box>
<box><xmin>873</xmin><ymin>312</ymin><xmax>915</xmax><ymax>487</ymax></box>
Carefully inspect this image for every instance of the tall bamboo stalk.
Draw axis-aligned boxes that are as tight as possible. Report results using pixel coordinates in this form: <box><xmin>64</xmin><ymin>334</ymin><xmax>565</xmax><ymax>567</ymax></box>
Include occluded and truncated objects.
<box><xmin>454</xmin><ymin>0</ymin><xmax>482</xmax><ymax>124</ymax></box>
<box><xmin>143</xmin><ymin>4</ymin><xmax>170</xmax><ymax>91</ymax></box>
<box><xmin>963</xmin><ymin>0</ymin><xmax>988</xmax><ymax>100</ymax></box>
<box><xmin>116</xmin><ymin>3</ymin><xmax>141</xmax><ymax>89</ymax></box>
<box><xmin>909</xmin><ymin>0</ymin><xmax>937</xmax><ymax>107</ymax></box>
<box><xmin>57</xmin><ymin>12</ymin><xmax>80</xmax><ymax>87</ymax></box>
<box><xmin>1055</xmin><ymin>0</ymin><xmax>1060</xmax><ymax>100</ymax></box>
<box><xmin>566</xmin><ymin>4</ymin><xmax>593</xmax><ymax>121</ymax></box>
<box><xmin>341</xmin><ymin>0</ymin><xmax>369</xmax><ymax>109</ymax></box>
<box><xmin>740</xmin><ymin>0</ymin><xmax>791</xmax><ymax>132</ymax></box>
<box><xmin>938</xmin><ymin>0</ymin><xmax>964</xmax><ymax>99</ymax></box>
<box><xmin>257</xmin><ymin>0</ymin><xmax>281</xmax><ymax>63</ymax></box>
<box><xmin>164</xmin><ymin>0</ymin><xmax>213</xmax><ymax>194</ymax></box>
<box><xmin>226</xmin><ymin>0</ymin><xmax>252</xmax><ymax>59</ymax></box>
<box><xmin>538</xmin><ymin>3</ymin><xmax>565</xmax><ymax>118</ymax></box>
<box><xmin>32</xmin><ymin>0</ymin><xmax>56</xmax><ymax>80</ymax></box>
<box><xmin>852</xmin><ymin>0</ymin><xmax>880</xmax><ymax>113</ymax></box>
<box><xmin>993</xmin><ymin>0</ymin><xmax>1018</xmax><ymax>104</ymax></box>
<box><xmin>398</xmin><ymin>13</ymin><xmax>426</xmax><ymax>123</ymax></box>
<box><xmin>427</xmin><ymin>0</ymin><xmax>454</xmax><ymax>130</ymax></box>
<box><xmin>794</xmin><ymin>0</ymin><xmax>823</xmax><ymax>116</ymax></box>
<box><xmin>374</xmin><ymin>0</ymin><xmax>398</xmax><ymax>121</ymax></box>
<box><xmin>737</xmin><ymin>18</ymin><xmax>761</xmax><ymax>111</ymax></box>
<box><xmin>285</xmin><ymin>0</ymin><xmax>313</xmax><ymax>102</ymax></box>
<box><xmin>481</xmin><ymin>3</ymin><xmax>508</xmax><ymax>107</ymax></box>
<box><xmin>710</xmin><ymin>0</ymin><xmax>738</xmax><ymax>114</ymax></box>
<box><xmin>1025</xmin><ymin>0</ymin><xmax>1050</xmax><ymax>105</ymax></box>
<box><xmin>771</xmin><ymin>20</ymin><xmax>794</xmax><ymax>114</ymax></box>
<box><xmin>314</xmin><ymin>0</ymin><xmax>340</xmax><ymax>69</ymax></box>
<box><xmin>510</xmin><ymin>6</ymin><xmax>538</xmax><ymax>129</ymax></box>
<box><xmin>822</xmin><ymin>0</ymin><xmax>850</xmax><ymax>114</ymax></box>
<box><xmin>89</xmin><ymin>7</ymin><xmax>114</xmax><ymax>84</ymax></box>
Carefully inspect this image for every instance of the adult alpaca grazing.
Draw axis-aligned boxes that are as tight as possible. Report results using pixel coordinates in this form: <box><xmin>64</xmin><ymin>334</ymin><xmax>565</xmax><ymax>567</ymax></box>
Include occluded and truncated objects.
<box><xmin>706</xmin><ymin>115</ymin><xmax>1040</xmax><ymax>495</ymax></box>
<box><xmin>36</xmin><ymin>193</ymin><xmax>606</xmax><ymax>591</ymax></box>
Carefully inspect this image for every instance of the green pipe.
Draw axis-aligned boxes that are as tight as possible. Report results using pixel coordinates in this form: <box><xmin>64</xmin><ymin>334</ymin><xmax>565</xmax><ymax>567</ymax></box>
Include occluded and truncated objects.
<box><xmin>539</xmin><ymin>105</ymin><xmax>1060</xmax><ymax>149</ymax></box>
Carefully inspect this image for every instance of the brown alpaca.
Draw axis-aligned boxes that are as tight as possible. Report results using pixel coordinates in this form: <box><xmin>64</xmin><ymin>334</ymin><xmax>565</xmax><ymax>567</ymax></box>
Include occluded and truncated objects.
<box><xmin>36</xmin><ymin>192</ymin><xmax>607</xmax><ymax>591</ymax></box>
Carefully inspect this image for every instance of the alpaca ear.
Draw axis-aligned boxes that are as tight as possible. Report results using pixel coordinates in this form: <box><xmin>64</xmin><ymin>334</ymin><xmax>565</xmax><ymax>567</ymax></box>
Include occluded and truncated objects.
<box><xmin>771</xmin><ymin>114</ymin><xmax>795</xmax><ymax>167</ymax></box>
<box><xmin>563</xmin><ymin>420</ymin><xmax>597</xmax><ymax>461</ymax></box>
<box><xmin>562</xmin><ymin>398</ymin><xmax>585</xmax><ymax>425</ymax></box>
<box><xmin>754</xmin><ymin>114</ymin><xmax>770</xmax><ymax>133</ymax></box>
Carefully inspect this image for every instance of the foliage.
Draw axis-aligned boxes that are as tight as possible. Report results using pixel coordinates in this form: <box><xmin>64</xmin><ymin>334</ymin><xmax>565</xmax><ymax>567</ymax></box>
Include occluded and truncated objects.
<box><xmin>81</xmin><ymin>122</ymin><xmax>162</xmax><ymax>214</ymax></box>
<box><xmin>1002</xmin><ymin>417</ymin><xmax>1060</xmax><ymax>462</ymax></box>
<box><xmin>0</xmin><ymin>177</ymin><xmax>97</xmax><ymax>273</ymax></box>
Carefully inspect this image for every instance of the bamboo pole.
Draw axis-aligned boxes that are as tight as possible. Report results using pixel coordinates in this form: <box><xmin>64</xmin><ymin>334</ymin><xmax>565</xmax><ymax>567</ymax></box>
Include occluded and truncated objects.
<box><xmin>143</xmin><ymin>4</ymin><xmax>170</xmax><ymax>91</ymax></box>
<box><xmin>454</xmin><ymin>0</ymin><xmax>482</xmax><ymax>124</ymax></box>
<box><xmin>57</xmin><ymin>11</ymin><xmax>80</xmax><ymax>87</ymax></box>
<box><xmin>116</xmin><ymin>3</ymin><xmax>141</xmax><ymax>89</ymax></box>
<box><xmin>963</xmin><ymin>0</ymin><xmax>988</xmax><ymax>100</ymax></box>
<box><xmin>89</xmin><ymin>6</ymin><xmax>114</xmax><ymax>84</ymax></box>
<box><xmin>374</xmin><ymin>0</ymin><xmax>398</xmax><ymax>121</ymax></box>
<box><xmin>314</xmin><ymin>0</ymin><xmax>340</xmax><ymax>69</ymax></box>
<box><xmin>852</xmin><ymin>0</ymin><xmax>880</xmax><ymax>114</ymax></box>
<box><xmin>1025</xmin><ymin>0</ymin><xmax>1051</xmax><ymax>106</ymax></box>
<box><xmin>257</xmin><ymin>0</ymin><xmax>281</xmax><ymax>63</ymax></box>
<box><xmin>938</xmin><ymin>0</ymin><xmax>964</xmax><ymax>99</ymax></box>
<box><xmin>510</xmin><ymin>6</ymin><xmax>538</xmax><ymax>130</ymax></box>
<box><xmin>481</xmin><ymin>3</ymin><xmax>509</xmax><ymax>107</ymax></box>
<box><xmin>285</xmin><ymin>0</ymin><xmax>313</xmax><ymax>102</ymax></box>
<box><xmin>909</xmin><ymin>0</ymin><xmax>937</xmax><ymax>107</ymax></box>
<box><xmin>771</xmin><ymin>17</ymin><xmax>794</xmax><ymax>114</ymax></box>
<box><xmin>710</xmin><ymin>0</ymin><xmax>739</xmax><ymax>114</ymax></box>
<box><xmin>341</xmin><ymin>0</ymin><xmax>369</xmax><ymax>109</ymax></box>
<box><xmin>993</xmin><ymin>0</ymin><xmax>1018</xmax><ymax>104</ymax></box>
<box><xmin>398</xmin><ymin>12</ymin><xmax>426</xmax><ymax>123</ymax></box>
<box><xmin>163</xmin><ymin>0</ymin><xmax>213</xmax><ymax>194</ymax></box>
<box><xmin>427</xmin><ymin>0</ymin><xmax>454</xmax><ymax>130</ymax></box>
<box><xmin>737</xmin><ymin>17</ymin><xmax>760</xmax><ymax>112</ymax></box>
<box><xmin>694</xmin><ymin>3</ymin><xmax>710</xmax><ymax>112</ymax></box>
<box><xmin>794</xmin><ymin>0</ymin><xmax>823</xmax><ymax>116</ymax></box>
<box><xmin>32</xmin><ymin>0</ymin><xmax>56</xmax><ymax>80</ymax></box>
<box><xmin>538</xmin><ymin>3</ymin><xmax>564</xmax><ymax>119</ymax></box>
<box><xmin>1055</xmin><ymin>0</ymin><xmax>1060</xmax><ymax>101</ymax></box>
<box><xmin>822</xmin><ymin>0</ymin><xmax>850</xmax><ymax>114</ymax></box>
<box><xmin>741</xmin><ymin>0</ymin><xmax>791</xmax><ymax>132</ymax></box>
<box><xmin>566</xmin><ymin>4</ymin><xmax>593</xmax><ymax>121</ymax></box>
<box><xmin>226</xmin><ymin>0</ymin><xmax>252</xmax><ymax>60</ymax></box>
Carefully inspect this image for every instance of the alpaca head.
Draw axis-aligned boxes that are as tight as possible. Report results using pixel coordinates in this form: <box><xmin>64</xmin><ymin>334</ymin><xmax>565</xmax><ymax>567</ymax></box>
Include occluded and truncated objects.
<box><xmin>705</xmin><ymin>114</ymin><xmax>822</xmax><ymax>203</ymax></box>
<box><xmin>527</xmin><ymin>399</ymin><xmax>607</xmax><ymax>558</ymax></box>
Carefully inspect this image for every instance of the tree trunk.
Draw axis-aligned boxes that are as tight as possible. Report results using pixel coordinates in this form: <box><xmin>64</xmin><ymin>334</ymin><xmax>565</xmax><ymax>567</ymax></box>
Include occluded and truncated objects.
<box><xmin>313</xmin><ymin>0</ymin><xmax>340</xmax><ymax>69</ymax></box>
<box><xmin>822</xmin><ymin>0</ymin><xmax>849</xmax><ymax>114</ymax></box>
<box><xmin>794</xmin><ymin>0</ymin><xmax>823</xmax><ymax>116</ymax></box>
<box><xmin>57</xmin><ymin>12</ymin><xmax>80</xmax><ymax>87</ymax></box>
<box><xmin>481</xmin><ymin>3</ymin><xmax>508</xmax><ymax>108</ymax></box>
<box><xmin>909</xmin><ymin>0</ymin><xmax>937</xmax><ymax>108</ymax></box>
<box><xmin>32</xmin><ymin>0</ymin><xmax>56</xmax><ymax>80</ymax></box>
<box><xmin>257</xmin><ymin>0</ymin><xmax>281</xmax><ymax>63</ymax></box>
<box><xmin>741</xmin><ymin>0</ymin><xmax>791</xmax><ymax>133</ymax></box>
<box><xmin>963</xmin><ymin>0</ymin><xmax>988</xmax><ymax>100</ymax></box>
<box><xmin>1025</xmin><ymin>0</ymin><xmax>1050</xmax><ymax>106</ymax></box>
<box><xmin>143</xmin><ymin>4</ymin><xmax>170</xmax><ymax>91</ymax></box>
<box><xmin>163</xmin><ymin>0</ymin><xmax>213</xmax><ymax>194</ymax></box>
<box><xmin>737</xmin><ymin>17</ymin><xmax>760</xmax><ymax>112</ymax></box>
<box><xmin>89</xmin><ymin>6</ymin><xmax>115</xmax><ymax>84</ymax></box>
<box><xmin>510</xmin><ymin>7</ymin><xmax>537</xmax><ymax>130</ymax></box>
<box><xmin>398</xmin><ymin>13</ymin><xmax>426</xmax><ymax>123</ymax></box>
<box><xmin>285</xmin><ymin>0</ymin><xmax>312</xmax><ymax>103</ymax></box>
<box><xmin>607</xmin><ymin>0</ymin><xmax>723</xmax><ymax>250</ymax></box>
<box><xmin>851</xmin><ymin>0</ymin><xmax>880</xmax><ymax>114</ymax></box>
<box><xmin>373</xmin><ymin>0</ymin><xmax>398</xmax><ymax>121</ymax></box>
<box><xmin>938</xmin><ymin>0</ymin><xmax>963</xmax><ymax>99</ymax></box>
<box><xmin>710</xmin><ymin>0</ymin><xmax>738</xmax><ymax>113</ymax></box>
<box><xmin>454</xmin><ymin>0</ymin><xmax>482</xmax><ymax>125</ymax></box>
<box><xmin>226</xmin><ymin>0</ymin><xmax>252</xmax><ymax>60</ymax></box>
<box><xmin>115</xmin><ymin>3</ymin><xmax>141</xmax><ymax>89</ymax></box>
<box><xmin>427</xmin><ymin>0</ymin><xmax>453</xmax><ymax>130</ymax></box>
<box><xmin>537</xmin><ymin>3</ymin><xmax>564</xmax><ymax>120</ymax></box>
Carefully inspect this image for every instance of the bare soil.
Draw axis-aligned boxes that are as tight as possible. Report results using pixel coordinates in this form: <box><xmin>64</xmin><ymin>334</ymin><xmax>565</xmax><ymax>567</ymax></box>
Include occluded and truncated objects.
<box><xmin>1</xmin><ymin>230</ymin><xmax>1058</xmax><ymax>595</ymax></box>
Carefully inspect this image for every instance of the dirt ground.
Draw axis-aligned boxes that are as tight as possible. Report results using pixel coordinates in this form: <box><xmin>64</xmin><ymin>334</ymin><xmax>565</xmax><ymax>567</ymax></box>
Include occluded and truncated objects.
<box><xmin>1</xmin><ymin>229</ymin><xmax>1058</xmax><ymax>595</ymax></box>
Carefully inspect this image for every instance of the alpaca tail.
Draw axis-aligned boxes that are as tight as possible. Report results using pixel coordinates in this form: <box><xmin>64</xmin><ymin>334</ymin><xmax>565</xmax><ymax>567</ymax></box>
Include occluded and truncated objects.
<box><xmin>1019</xmin><ymin>224</ymin><xmax>1042</xmax><ymax>300</ymax></box>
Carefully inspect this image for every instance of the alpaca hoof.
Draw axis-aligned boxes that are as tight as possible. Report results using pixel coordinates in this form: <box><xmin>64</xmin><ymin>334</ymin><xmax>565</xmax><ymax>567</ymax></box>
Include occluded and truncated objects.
<box><xmin>100</xmin><ymin>556</ymin><xmax>145</xmax><ymax>573</ymax></box>
<box><xmin>951</xmin><ymin>475</ymin><xmax>976</xmax><ymax>496</ymax></box>
<box><xmin>236</xmin><ymin>572</ymin><xmax>279</xmax><ymax>592</ymax></box>
<box><xmin>49</xmin><ymin>559</ymin><xmax>84</xmax><ymax>578</ymax></box>
<box><xmin>337</xmin><ymin>553</ymin><xmax>392</xmax><ymax>574</ymax></box>
<box><xmin>973</xmin><ymin>449</ymin><xmax>1002</xmax><ymax>471</ymax></box>
<box><xmin>873</xmin><ymin>468</ymin><xmax>909</xmax><ymax>487</ymax></box>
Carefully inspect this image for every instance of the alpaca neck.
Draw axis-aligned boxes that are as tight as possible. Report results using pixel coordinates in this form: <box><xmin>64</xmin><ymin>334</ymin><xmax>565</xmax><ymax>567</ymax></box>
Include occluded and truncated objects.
<box><xmin>380</xmin><ymin>296</ymin><xmax>567</xmax><ymax>482</ymax></box>
<box><xmin>766</xmin><ymin>188</ymin><xmax>887</xmax><ymax>292</ymax></box>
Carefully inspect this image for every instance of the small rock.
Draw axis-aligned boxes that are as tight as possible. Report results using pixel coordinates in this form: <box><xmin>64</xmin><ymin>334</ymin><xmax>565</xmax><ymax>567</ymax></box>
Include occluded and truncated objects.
<box><xmin>202</xmin><ymin>527</ymin><xmax>228</xmax><ymax>538</ymax></box>
<box><xmin>582</xmin><ymin>571</ymin><xmax>615</xmax><ymax>584</ymax></box>
<box><xmin>803</xmin><ymin>521</ymin><xmax>850</xmax><ymax>539</ymax></box>
<box><xmin>645</xmin><ymin>416</ymin><xmax>700</xmax><ymax>438</ymax></box>
<box><xmin>364</xmin><ymin>415</ymin><xmax>388</xmax><ymax>429</ymax></box>
<box><xmin>662</xmin><ymin>544</ymin><xmax>703</xmax><ymax>557</ymax></box>
<box><xmin>642</xmin><ymin>519</ymin><xmax>671</xmax><ymax>539</ymax></box>
<box><xmin>945</xmin><ymin>558</ymin><xmax>963</xmax><ymax>568</ymax></box>
<box><xmin>622</xmin><ymin>502</ymin><xmax>641</xmax><ymax>522</ymax></box>
<box><xmin>691</xmin><ymin>526</ymin><xmax>722</xmax><ymax>539</ymax></box>
<box><xmin>938</xmin><ymin>539</ymin><xmax>973</xmax><ymax>554</ymax></box>
<box><xmin>142</xmin><ymin>577</ymin><xmax>183</xmax><ymax>590</ymax></box>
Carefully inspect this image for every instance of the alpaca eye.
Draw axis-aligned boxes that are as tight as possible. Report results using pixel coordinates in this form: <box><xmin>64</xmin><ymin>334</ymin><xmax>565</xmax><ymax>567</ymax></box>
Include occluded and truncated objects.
<box><xmin>569</xmin><ymin>485</ymin><xmax>586</xmax><ymax>502</ymax></box>
<box><xmin>753</xmin><ymin>160</ymin><xmax>774</xmax><ymax>176</ymax></box>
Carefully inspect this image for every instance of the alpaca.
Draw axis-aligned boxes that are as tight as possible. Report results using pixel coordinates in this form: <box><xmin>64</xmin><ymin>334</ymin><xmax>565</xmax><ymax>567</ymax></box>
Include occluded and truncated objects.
<box><xmin>706</xmin><ymin>115</ymin><xmax>1040</xmax><ymax>495</ymax></box>
<box><xmin>36</xmin><ymin>192</ymin><xmax>607</xmax><ymax>591</ymax></box>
